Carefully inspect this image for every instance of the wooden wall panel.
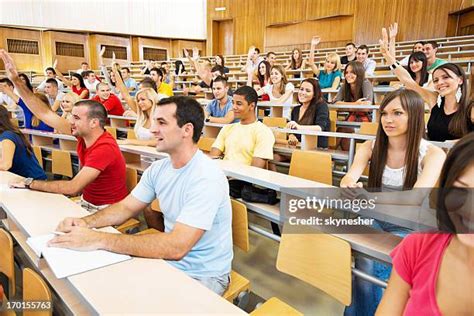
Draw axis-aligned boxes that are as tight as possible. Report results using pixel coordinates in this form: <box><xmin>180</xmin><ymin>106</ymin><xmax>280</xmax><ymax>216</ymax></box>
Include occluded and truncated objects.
<box><xmin>88</xmin><ymin>34</ymin><xmax>131</xmax><ymax>69</ymax></box>
<box><xmin>0</xmin><ymin>27</ymin><xmax>43</xmax><ymax>72</ymax></box>
<box><xmin>207</xmin><ymin>0</ymin><xmax>233</xmax><ymax>20</ymax></box>
<box><xmin>171</xmin><ymin>40</ymin><xmax>206</xmax><ymax>59</ymax></box>
<box><xmin>131</xmin><ymin>37</ymin><xmax>172</xmax><ymax>61</ymax></box>
<box><xmin>44</xmin><ymin>31</ymin><xmax>90</xmax><ymax>73</ymax></box>
<box><xmin>234</xmin><ymin>15</ymin><xmax>266</xmax><ymax>54</ymax></box>
<box><xmin>265</xmin><ymin>17</ymin><xmax>353</xmax><ymax>52</ymax></box>
<box><xmin>306</xmin><ymin>0</ymin><xmax>355</xmax><ymax>20</ymax></box>
<box><xmin>265</xmin><ymin>0</ymin><xmax>307</xmax><ymax>26</ymax></box>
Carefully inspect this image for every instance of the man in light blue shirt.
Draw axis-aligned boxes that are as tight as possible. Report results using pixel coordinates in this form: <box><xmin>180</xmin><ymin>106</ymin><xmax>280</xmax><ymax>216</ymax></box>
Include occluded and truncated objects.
<box><xmin>51</xmin><ymin>96</ymin><xmax>233</xmax><ymax>295</ymax></box>
<box><xmin>205</xmin><ymin>76</ymin><xmax>238</xmax><ymax>124</ymax></box>
<box><xmin>121</xmin><ymin>67</ymin><xmax>138</xmax><ymax>96</ymax></box>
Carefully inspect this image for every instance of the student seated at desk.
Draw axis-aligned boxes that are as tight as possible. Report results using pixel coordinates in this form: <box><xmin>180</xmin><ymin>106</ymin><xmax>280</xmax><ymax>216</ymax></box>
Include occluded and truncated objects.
<box><xmin>91</xmin><ymin>82</ymin><xmax>125</xmax><ymax>116</ymax></box>
<box><xmin>59</xmin><ymin>92</ymin><xmax>80</xmax><ymax>122</ymax></box>
<box><xmin>210</xmin><ymin>86</ymin><xmax>275</xmax><ymax>168</ymax></box>
<box><xmin>53</xmin><ymin>62</ymin><xmax>89</xmax><ymax>99</ymax></box>
<box><xmin>0</xmin><ymin>106</ymin><xmax>46</xmax><ymax>180</ymax></box>
<box><xmin>376</xmin><ymin>132</ymin><xmax>474</xmax><ymax>316</ymax></box>
<box><xmin>50</xmin><ymin>97</ymin><xmax>233</xmax><ymax>296</ymax></box>
<box><xmin>0</xmin><ymin>78</ymin><xmax>25</xmax><ymax>125</ymax></box>
<box><xmin>204</xmin><ymin>76</ymin><xmax>237</xmax><ymax>124</ymax></box>
<box><xmin>285</xmin><ymin>48</ymin><xmax>306</xmax><ymax>78</ymax></box>
<box><xmin>35</xmin><ymin>67</ymin><xmax>64</xmax><ymax>92</ymax></box>
<box><xmin>44</xmin><ymin>78</ymin><xmax>65</xmax><ymax>113</ymax></box>
<box><xmin>340</xmin><ymin>89</ymin><xmax>446</xmax><ymax>315</ymax></box>
<box><xmin>117</xmin><ymin>88</ymin><xmax>160</xmax><ymax>147</ymax></box>
<box><xmin>150</xmin><ymin>68</ymin><xmax>174</xmax><ymax>97</ymax></box>
<box><xmin>308</xmin><ymin>36</ymin><xmax>342</xmax><ymax>90</ymax></box>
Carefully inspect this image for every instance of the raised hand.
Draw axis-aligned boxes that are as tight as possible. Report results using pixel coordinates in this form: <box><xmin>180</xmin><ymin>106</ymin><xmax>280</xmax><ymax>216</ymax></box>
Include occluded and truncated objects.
<box><xmin>311</xmin><ymin>36</ymin><xmax>321</xmax><ymax>46</ymax></box>
<box><xmin>53</xmin><ymin>58</ymin><xmax>58</xmax><ymax>69</ymax></box>
<box><xmin>183</xmin><ymin>48</ymin><xmax>190</xmax><ymax>58</ymax></box>
<box><xmin>379</xmin><ymin>28</ymin><xmax>389</xmax><ymax>55</ymax></box>
<box><xmin>0</xmin><ymin>49</ymin><xmax>19</xmax><ymax>80</ymax></box>
<box><xmin>192</xmin><ymin>47</ymin><xmax>199</xmax><ymax>59</ymax></box>
<box><xmin>389</xmin><ymin>22</ymin><xmax>398</xmax><ymax>39</ymax></box>
<box><xmin>100</xmin><ymin>46</ymin><xmax>106</xmax><ymax>57</ymax></box>
<box><xmin>247</xmin><ymin>46</ymin><xmax>256</xmax><ymax>58</ymax></box>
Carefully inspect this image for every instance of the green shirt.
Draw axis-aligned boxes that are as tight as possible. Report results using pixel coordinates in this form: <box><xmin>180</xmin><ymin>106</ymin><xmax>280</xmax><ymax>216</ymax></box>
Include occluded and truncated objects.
<box><xmin>427</xmin><ymin>58</ymin><xmax>446</xmax><ymax>72</ymax></box>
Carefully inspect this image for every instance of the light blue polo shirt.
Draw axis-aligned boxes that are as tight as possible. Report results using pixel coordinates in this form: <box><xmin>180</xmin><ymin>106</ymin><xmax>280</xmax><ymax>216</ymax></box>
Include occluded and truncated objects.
<box><xmin>205</xmin><ymin>96</ymin><xmax>239</xmax><ymax>123</ymax></box>
<box><xmin>131</xmin><ymin>150</ymin><xmax>233</xmax><ymax>278</ymax></box>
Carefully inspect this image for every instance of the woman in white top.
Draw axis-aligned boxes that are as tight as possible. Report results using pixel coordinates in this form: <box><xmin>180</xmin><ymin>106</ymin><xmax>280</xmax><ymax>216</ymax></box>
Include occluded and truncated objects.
<box><xmin>248</xmin><ymin>64</ymin><xmax>294</xmax><ymax>119</ymax></box>
<box><xmin>340</xmin><ymin>89</ymin><xmax>446</xmax><ymax>316</ymax></box>
<box><xmin>341</xmin><ymin>89</ymin><xmax>445</xmax><ymax>191</ymax></box>
<box><xmin>117</xmin><ymin>88</ymin><xmax>160</xmax><ymax>146</ymax></box>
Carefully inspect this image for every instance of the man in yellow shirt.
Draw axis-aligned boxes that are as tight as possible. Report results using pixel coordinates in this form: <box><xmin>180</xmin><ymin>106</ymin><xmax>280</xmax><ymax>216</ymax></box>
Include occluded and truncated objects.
<box><xmin>210</xmin><ymin>86</ymin><xmax>274</xmax><ymax>168</ymax></box>
<box><xmin>150</xmin><ymin>68</ymin><xmax>174</xmax><ymax>97</ymax></box>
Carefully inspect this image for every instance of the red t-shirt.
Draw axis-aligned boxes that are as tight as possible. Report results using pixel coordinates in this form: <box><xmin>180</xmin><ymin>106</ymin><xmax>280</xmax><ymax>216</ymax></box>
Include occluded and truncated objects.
<box><xmin>390</xmin><ymin>233</ymin><xmax>453</xmax><ymax>316</ymax></box>
<box><xmin>92</xmin><ymin>94</ymin><xmax>125</xmax><ymax>116</ymax></box>
<box><xmin>76</xmin><ymin>132</ymin><xmax>128</xmax><ymax>205</ymax></box>
<box><xmin>72</xmin><ymin>86</ymin><xmax>89</xmax><ymax>99</ymax></box>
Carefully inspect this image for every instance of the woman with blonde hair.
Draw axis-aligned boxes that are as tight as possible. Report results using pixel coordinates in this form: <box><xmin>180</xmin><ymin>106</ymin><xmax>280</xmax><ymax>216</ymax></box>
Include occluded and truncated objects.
<box><xmin>308</xmin><ymin>36</ymin><xmax>342</xmax><ymax>89</ymax></box>
<box><xmin>59</xmin><ymin>92</ymin><xmax>80</xmax><ymax>121</ymax></box>
<box><xmin>117</xmin><ymin>88</ymin><xmax>160</xmax><ymax>146</ymax></box>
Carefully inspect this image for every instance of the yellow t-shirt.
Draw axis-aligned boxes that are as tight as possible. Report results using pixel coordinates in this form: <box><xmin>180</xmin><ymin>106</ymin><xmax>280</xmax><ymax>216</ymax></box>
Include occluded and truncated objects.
<box><xmin>158</xmin><ymin>82</ymin><xmax>174</xmax><ymax>97</ymax></box>
<box><xmin>212</xmin><ymin>121</ymin><xmax>275</xmax><ymax>165</ymax></box>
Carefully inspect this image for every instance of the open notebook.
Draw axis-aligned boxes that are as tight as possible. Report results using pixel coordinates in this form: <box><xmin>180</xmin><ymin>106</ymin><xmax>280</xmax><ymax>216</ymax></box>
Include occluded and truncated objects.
<box><xmin>27</xmin><ymin>233</ymin><xmax>131</xmax><ymax>279</ymax></box>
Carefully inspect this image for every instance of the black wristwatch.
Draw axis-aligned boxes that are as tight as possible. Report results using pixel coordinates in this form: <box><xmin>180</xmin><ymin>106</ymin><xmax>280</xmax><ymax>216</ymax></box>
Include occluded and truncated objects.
<box><xmin>205</xmin><ymin>117</ymin><xmax>210</xmax><ymax>123</ymax></box>
<box><xmin>389</xmin><ymin>62</ymin><xmax>400</xmax><ymax>71</ymax></box>
<box><xmin>24</xmin><ymin>178</ymin><xmax>34</xmax><ymax>189</ymax></box>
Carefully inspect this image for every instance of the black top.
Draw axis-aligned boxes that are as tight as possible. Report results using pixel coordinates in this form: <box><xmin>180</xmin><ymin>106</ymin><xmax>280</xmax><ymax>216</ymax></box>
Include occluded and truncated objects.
<box><xmin>427</xmin><ymin>99</ymin><xmax>457</xmax><ymax>141</ymax></box>
<box><xmin>290</xmin><ymin>102</ymin><xmax>330</xmax><ymax>148</ymax></box>
<box><xmin>340</xmin><ymin>55</ymin><xmax>356</xmax><ymax>65</ymax></box>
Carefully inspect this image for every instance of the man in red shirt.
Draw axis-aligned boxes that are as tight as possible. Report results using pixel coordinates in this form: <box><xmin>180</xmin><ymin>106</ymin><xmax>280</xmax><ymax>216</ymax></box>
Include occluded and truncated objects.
<box><xmin>91</xmin><ymin>82</ymin><xmax>124</xmax><ymax>116</ymax></box>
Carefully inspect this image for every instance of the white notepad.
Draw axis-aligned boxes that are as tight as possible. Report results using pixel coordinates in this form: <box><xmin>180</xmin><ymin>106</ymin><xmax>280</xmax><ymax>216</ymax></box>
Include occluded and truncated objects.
<box><xmin>27</xmin><ymin>233</ymin><xmax>131</xmax><ymax>279</ymax></box>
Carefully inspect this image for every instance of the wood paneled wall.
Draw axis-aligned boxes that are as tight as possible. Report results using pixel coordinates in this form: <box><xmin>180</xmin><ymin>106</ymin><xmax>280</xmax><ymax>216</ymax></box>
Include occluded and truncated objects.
<box><xmin>207</xmin><ymin>0</ymin><xmax>466</xmax><ymax>55</ymax></box>
<box><xmin>171</xmin><ymin>40</ymin><xmax>206</xmax><ymax>59</ymax></box>
<box><xmin>132</xmin><ymin>37</ymin><xmax>172</xmax><ymax>62</ymax></box>
<box><xmin>88</xmin><ymin>34</ymin><xmax>132</xmax><ymax>69</ymax></box>
<box><xmin>0</xmin><ymin>27</ymin><xmax>43</xmax><ymax>72</ymax></box>
<box><xmin>43</xmin><ymin>31</ymin><xmax>90</xmax><ymax>73</ymax></box>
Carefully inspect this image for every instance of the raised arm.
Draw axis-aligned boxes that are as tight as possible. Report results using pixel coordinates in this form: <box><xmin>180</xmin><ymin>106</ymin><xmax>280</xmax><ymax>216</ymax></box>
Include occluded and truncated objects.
<box><xmin>308</xmin><ymin>36</ymin><xmax>321</xmax><ymax>76</ymax></box>
<box><xmin>0</xmin><ymin>50</ymin><xmax>71</xmax><ymax>134</ymax></box>
<box><xmin>388</xmin><ymin>22</ymin><xmax>398</xmax><ymax>59</ymax></box>
<box><xmin>99</xmin><ymin>47</ymin><xmax>115</xmax><ymax>91</ymax></box>
<box><xmin>242</xmin><ymin>46</ymin><xmax>256</xmax><ymax>72</ymax></box>
<box><xmin>111</xmin><ymin>61</ymin><xmax>136</xmax><ymax>112</ymax></box>
<box><xmin>52</xmin><ymin>59</ymin><xmax>73</xmax><ymax>87</ymax></box>
<box><xmin>380</xmin><ymin>28</ymin><xmax>437</xmax><ymax>107</ymax></box>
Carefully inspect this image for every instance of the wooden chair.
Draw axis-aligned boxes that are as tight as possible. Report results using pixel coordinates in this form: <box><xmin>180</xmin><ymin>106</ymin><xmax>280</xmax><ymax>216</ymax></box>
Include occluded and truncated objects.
<box><xmin>276</xmin><ymin>232</ymin><xmax>352</xmax><ymax>306</ymax></box>
<box><xmin>0</xmin><ymin>229</ymin><xmax>15</xmax><ymax>298</ymax></box>
<box><xmin>33</xmin><ymin>146</ymin><xmax>43</xmax><ymax>168</ymax></box>
<box><xmin>263</xmin><ymin>117</ymin><xmax>287</xmax><ymax>141</ymax></box>
<box><xmin>197</xmin><ymin>137</ymin><xmax>216</xmax><ymax>153</ymax></box>
<box><xmin>23</xmin><ymin>268</ymin><xmax>52</xmax><ymax>316</ymax></box>
<box><xmin>105</xmin><ymin>126</ymin><xmax>117</xmax><ymax>139</ymax></box>
<box><xmin>328</xmin><ymin>110</ymin><xmax>337</xmax><ymax>148</ymax></box>
<box><xmin>251</xmin><ymin>297</ymin><xmax>302</xmax><ymax>316</ymax></box>
<box><xmin>51</xmin><ymin>150</ymin><xmax>73</xmax><ymax>178</ymax></box>
<box><xmin>359</xmin><ymin>122</ymin><xmax>378</xmax><ymax>136</ymax></box>
<box><xmin>116</xmin><ymin>167</ymin><xmax>140</xmax><ymax>234</ymax></box>
<box><xmin>289</xmin><ymin>150</ymin><xmax>332</xmax><ymax>185</ymax></box>
<box><xmin>127</xmin><ymin>129</ymin><xmax>137</xmax><ymax>140</ymax></box>
<box><xmin>222</xmin><ymin>199</ymin><xmax>250</xmax><ymax>307</ymax></box>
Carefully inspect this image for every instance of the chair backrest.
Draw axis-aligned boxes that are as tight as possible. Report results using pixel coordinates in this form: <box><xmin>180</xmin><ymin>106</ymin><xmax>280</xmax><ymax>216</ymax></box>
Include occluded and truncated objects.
<box><xmin>359</xmin><ymin>122</ymin><xmax>378</xmax><ymax>136</ymax></box>
<box><xmin>33</xmin><ymin>146</ymin><xmax>43</xmax><ymax>168</ymax></box>
<box><xmin>127</xmin><ymin>129</ymin><xmax>137</xmax><ymax>140</ymax></box>
<box><xmin>231</xmin><ymin>199</ymin><xmax>249</xmax><ymax>252</ymax></box>
<box><xmin>197</xmin><ymin>137</ymin><xmax>216</xmax><ymax>153</ymax></box>
<box><xmin>289</xmin><ymin>150</ymin><xmax>332</xmax><ymax>185</ymax></box>
<box><xmin>276</xmin><ymin>232</ymin><xmax>352</xmax><ymax>306</ymax></box>
<box><xmin>51</xmin><ymin>150</ymin><xmax>73</xmax><ymax>178</ymax></box>
<box><xmin>0</xmin><ymin>229</ymin><xmax>15</xmax><ymax>298</ymax></box>
<box><xmin>105</xmin><ymin>126</ymin><xmax>117</xmax><ymax>139</ymax></box>
<box><xmin>263</xmin><ymin>117</ymin><xmax>287</xmax><ymax>141</ymax></box>
<box><xmin>125</xmin><ymin>167</ymin><xmax>138</xmax><ymax>193</ymax></box>
<box><xmin>328</xmin><ymin>110</ymin><xmax>337</xmax><ymax>148</ymax></box>
<box><xmin>23</xmin><ymin>268</ymin><xmax>52</xmax><ymax>316</ymax></box>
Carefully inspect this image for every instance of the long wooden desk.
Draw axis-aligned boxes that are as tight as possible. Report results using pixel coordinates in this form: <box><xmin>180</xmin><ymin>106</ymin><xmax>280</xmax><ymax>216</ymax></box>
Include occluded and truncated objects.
<box><xmin>0</xmin><ymin>171</ymin><xmax>245</xmax><ymax>315</ymax></box>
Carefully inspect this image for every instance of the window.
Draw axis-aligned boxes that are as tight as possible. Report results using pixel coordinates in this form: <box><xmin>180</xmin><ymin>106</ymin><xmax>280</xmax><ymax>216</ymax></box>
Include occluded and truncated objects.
<box><xmin>7</xmin><ymin>39</ymin><xmax>39</xmax><ymax>55</ymax></box>
<box><xmin>143</xmin><ymin>47</ymin><xmax>167</xmax><ymax>61</ymax></box>
<box><xmin>101</xmin><ymin>45</ymin><xmax>128</xmax><ymax>60</ymax></box>
<box><xmin>55</xmin><ymin>42</ymin><xmax>84</xmax><ymax>57</ymax></box>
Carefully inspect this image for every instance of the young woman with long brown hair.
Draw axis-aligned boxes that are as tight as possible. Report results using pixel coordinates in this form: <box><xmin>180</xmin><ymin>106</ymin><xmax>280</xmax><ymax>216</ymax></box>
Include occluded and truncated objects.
<box><xmin>340</xmin><ymin>89</ymin><xmax>446</xmax><ymax>315</ymax></box>
<box><xmin>0</xmin><ymin>106</ymin><xmax>46</xmax><ymax>179</ymax></box>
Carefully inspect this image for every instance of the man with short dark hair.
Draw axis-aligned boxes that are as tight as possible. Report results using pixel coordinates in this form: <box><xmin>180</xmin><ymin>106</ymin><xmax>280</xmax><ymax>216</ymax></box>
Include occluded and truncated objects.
<box><xmin>341</xmin><ymin>43</ymin><xmax>357</xmax><ymax>65</ymax></box>
<box><xmin>50</xmin><ymin>96</ymin><xmax>233</xmax><ymax>296</ymax></box>
<box><xmin>91</xmin><ymin>82</ymin><xmax>124</xmax><ymax>116</ymax></box>
<box><xmin>242</xmin><ymin>46</ymin><xmax>263</xmax><ymax>72</ymax></box>
<box><xmin>83</xmin><ymin>71</ymin><xmax>101</xmax><ymax>96</ymax></box>
<box><xmin>0</xmin><ymin>77</ymin><xmax>24</xmax><ymax>122</ymax></box>
<box><xmin>77</xmin><ymin>62</ymin><xmax>90</xmax><ymax>75</ymax></box>
<box><xmin>120</xmin><ymin>67</ymin><xmax>138</xmax><ymax>95</ymax></box>
<box><xmin>424</xmin><ymin>41</ymin><xmax>446</xmax><ymax>72</ymax></box>
<box><xmin>10</xmin><ymin>100</ymin><xmax>128</xmax><ymax>209</ymax></box>
<box><xmin>149</xmin><ymin>67</ymin><xmax>173</xmax><ymax>97</ymax></box>
<box><xmin>266</xmin><ymin>51</ymin><xmax>277</xmax><ymax>67</ymax></box>
<box><xmin>210</xmin><ymin>86</ymin><xmax>274</xmax><ymax>168</ymax></box>
<box><xmin>205</xmin><ymin>76</ymin><xmax>236</xmax><ymax>124</ymax></box>
<box><xmin>37</xmin><ymin>67</ymin><xmax>64</xmax><ymax>92</ymax></box>
<box><xmin>44</xmin><ymin>78</ymin><xmax>65</xmax><ymax>112</ymax></box>
<box><xmin>356</xmin><ymin>45</ymin><xmax>376</xmax><ymax>76</ymax></box>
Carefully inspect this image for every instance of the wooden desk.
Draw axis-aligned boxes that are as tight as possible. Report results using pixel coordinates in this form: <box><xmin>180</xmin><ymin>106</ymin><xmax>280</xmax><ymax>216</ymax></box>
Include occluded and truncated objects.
<box><xmin>0</xmin><ymin>171</ymin><xmax>246</xmax><ymax>315</ymax></box>
<box><xmin>108</xmin><ymin>115</ymin><xmax>137</xmax><ymax>128</ymax></box>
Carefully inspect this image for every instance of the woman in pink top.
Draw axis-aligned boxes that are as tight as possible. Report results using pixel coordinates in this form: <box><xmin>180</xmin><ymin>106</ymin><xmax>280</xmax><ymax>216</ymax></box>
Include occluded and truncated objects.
<box><xmin>377</xmin><ymin>132</ymin><xmax>474</xmax><ymax>315</ymax></box>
